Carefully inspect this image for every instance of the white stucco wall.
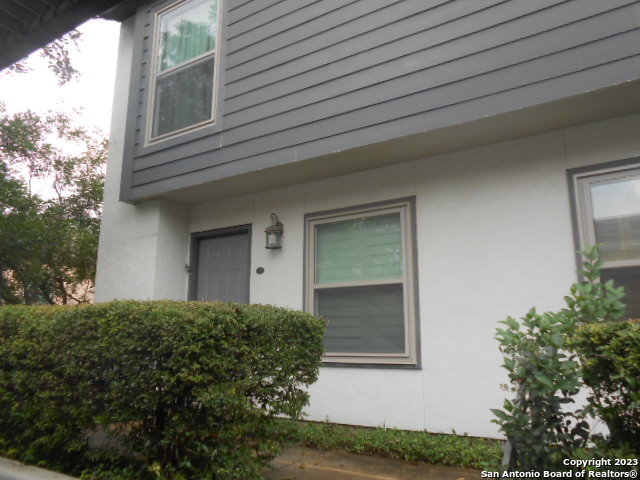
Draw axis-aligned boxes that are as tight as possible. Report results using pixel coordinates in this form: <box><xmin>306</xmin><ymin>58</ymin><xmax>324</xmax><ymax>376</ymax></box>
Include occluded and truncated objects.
<box><xmin>188</xmin><ymin>115</ymin><xmax>640</xmax><ymax>437</ymax></box>
<box><xmin>95</xmin><ymin>19</ymin><xmax>191</xmax><ymax>302</ymax></box>
<box><xmin>94</xmin><ymin>16</ymin><xmax>640</xmax><ymax>437</ymax></box>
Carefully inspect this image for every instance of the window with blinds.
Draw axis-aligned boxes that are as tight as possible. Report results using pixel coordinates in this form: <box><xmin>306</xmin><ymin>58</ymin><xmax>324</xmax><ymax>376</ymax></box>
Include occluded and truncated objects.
<box><xmin>147</xmin><ymin>0</ymin><xmax>221</xmax><ymax>142</ymax></box>
<box><xmin>574</xmin><ymin>164</ymin><xmax>640</xmax><ymax>319</ymax></box>
<box><xmin>306</xmin><ymin>200</ymin><xmax>418</xmax><ymax>365</ymax></box>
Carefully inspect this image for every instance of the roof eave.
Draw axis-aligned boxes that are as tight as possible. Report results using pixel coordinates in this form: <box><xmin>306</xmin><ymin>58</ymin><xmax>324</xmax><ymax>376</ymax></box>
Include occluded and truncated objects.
<box><xmin>0</xmin><ymin>0</ymin><xmax>139</xmax><ymax>71</ymax></box>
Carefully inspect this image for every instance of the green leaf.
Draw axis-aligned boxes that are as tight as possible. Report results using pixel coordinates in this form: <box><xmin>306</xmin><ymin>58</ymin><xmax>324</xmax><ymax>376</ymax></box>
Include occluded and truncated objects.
<box><xmin>503</xmin><ymin>317</ymin><xmax>520</xmax><ymax>330</ymax></box>
<box><xmin>503</xmin><ymin>358</ymin><xmax>516</xmax><ymax>372</ymax></box>
<box><xmin>490</xmin><ymin>409</ymin><xmax>510</xmax><ymax>422</ymax></box>
<box><xmin>550</xmin><ymin>332</ymin><xmax>564</xmax><ymax>348</ymax></box>
<box><xmin>535</xmin><ymin>373</ymin><xmax>553</xmax><ymax>389</ymax></box>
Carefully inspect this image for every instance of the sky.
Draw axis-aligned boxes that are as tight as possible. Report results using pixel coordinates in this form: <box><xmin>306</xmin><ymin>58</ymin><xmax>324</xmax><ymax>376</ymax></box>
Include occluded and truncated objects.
<box><xmin>0</xmin><ymin>18</ymin><xmax>121</xmax><ymax>135</ymax></box>
<box><xmin>0</xmin><ymin>18</ymin><xmax>121</xmax><ymax>198</ymax></box>
<box><xmin>592</xmin><ymin>178</ymin><xmax>640</xmax><ymax>219</ymax></box>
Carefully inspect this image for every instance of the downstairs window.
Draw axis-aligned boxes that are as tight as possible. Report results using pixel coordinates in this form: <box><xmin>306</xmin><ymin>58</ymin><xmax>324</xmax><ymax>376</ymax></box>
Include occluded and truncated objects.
<box><xmin>305</xmin><ymin>199</ymin><xmax>419</xmax><ymax>366</ymax></box>
<box><xmin>573</xmin><ymin>164</ymin><xmax>640</xmax><ymax>318</ymax></box>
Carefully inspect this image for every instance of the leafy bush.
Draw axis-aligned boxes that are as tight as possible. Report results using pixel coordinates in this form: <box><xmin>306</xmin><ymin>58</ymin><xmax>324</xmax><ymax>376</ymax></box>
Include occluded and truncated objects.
<box><xmin>570</xmin><ymin>319</ymin><xmax>640</xmax><ymax>454</ymax></box>
<box><xmin>562</xmin><ymin>246</ymin><xmax>627</xmax><ymax>325</ymax></box>
<box><xmin>0</xmin><ymin>300</ymin><xmax>325</xmax><ymax>479</ymax></box>
<box><xmin>294</xmin><ymin>421</ymin><xmax>503</xmax><ymax>470</ymax></box>
<box><xmin>492</xmin><ymin>309</ymin><xmax>588</xmax><ymax>469</ymax></box>
<box><xmin>492</xmin><ymin>246</ymin><xmax>627</xmax><ymax>470</ymax></box>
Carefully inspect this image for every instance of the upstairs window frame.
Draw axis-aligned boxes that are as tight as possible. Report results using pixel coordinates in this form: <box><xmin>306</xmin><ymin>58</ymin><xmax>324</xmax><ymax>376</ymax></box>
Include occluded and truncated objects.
<box><xmin>145</xmin><ymin>0</ymin><xmax>222</xmax><ymax>145</ymax></box>
<box><xmin>305</xmin><ymin>199</ymin><xmax>419</xmax><ymax>367</ymax></box>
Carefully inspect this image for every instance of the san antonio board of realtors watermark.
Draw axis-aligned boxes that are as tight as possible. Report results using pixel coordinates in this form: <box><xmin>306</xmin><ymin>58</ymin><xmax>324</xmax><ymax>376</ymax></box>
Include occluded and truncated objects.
<box><xmin>482</xmin><ymin>458</ymin><xmax>638</xmax><ymax>478</ymax></box>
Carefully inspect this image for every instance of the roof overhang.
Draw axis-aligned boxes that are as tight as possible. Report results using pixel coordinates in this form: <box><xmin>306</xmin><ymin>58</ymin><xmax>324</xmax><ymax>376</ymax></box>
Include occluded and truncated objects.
<box><xmin>0</xmin><ymin>0</ymin><xmax>139</xmax><ymax>71</ymax></box>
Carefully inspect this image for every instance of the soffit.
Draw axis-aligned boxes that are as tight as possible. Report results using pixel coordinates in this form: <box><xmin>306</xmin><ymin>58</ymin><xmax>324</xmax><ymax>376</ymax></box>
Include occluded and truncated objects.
<box><xmin>0</xmin><ymin>0</ymin><xmax>140</xmax><ymax>71</ymax></box>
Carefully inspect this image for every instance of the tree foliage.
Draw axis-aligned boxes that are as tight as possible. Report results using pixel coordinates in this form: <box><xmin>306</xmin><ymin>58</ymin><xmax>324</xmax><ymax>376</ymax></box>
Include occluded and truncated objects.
<box><xmin>0</xmin><ymin>105</ymin><xmax>106</xmax><ymax>305</ymax></box>
<box><xmin>4</xmin><ymin>30</ymin><xmax>81</xmax><ymax>85</ymax></box>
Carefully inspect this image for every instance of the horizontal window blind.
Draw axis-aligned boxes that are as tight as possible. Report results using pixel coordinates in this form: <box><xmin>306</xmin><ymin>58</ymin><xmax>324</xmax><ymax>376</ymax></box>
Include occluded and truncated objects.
<box><xmin>316</xmin><ymin>213</ymin><xmax>402</xmax><ymax>284</ymax></box>
<box><xmin>318</xmin><ymin>284</ymin><xmax>405</xmax><ymax>354</ymax></box>
<box><xmin>158</xmin><ymin>0</ymin><xmax>218</xmax><ymax>72</ymax></box>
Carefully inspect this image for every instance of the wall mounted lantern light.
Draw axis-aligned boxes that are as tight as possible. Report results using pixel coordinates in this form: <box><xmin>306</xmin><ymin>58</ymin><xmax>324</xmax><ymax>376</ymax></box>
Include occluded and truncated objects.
<box><xmin>264</xmin><ymin>213</ymin><xmax>284</xmax><ymax>249</ymax></box>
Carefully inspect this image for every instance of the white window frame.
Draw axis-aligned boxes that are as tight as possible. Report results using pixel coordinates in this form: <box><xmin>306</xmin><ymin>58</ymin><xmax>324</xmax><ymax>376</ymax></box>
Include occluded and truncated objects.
<box><xmin>145</xmin><ymin>0</ymin><xmax>222</xmax><ymax>145</ymax></box>
<box><xmin>305</xmin><ymin>200</ymin><xmax>418</xmax><ymax>366</ymax></box>
<box><xmin>574</xmin><ymin>163</ymin><xmax>640</xmax><ymax>270</ymax></box>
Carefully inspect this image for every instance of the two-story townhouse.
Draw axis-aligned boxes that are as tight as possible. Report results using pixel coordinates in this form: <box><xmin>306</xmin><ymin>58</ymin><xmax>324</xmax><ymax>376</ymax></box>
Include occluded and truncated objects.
<box><xmin>3</xmin><ymin>0</ymin><xmax>640</xmax><ymax>438</ymax></box>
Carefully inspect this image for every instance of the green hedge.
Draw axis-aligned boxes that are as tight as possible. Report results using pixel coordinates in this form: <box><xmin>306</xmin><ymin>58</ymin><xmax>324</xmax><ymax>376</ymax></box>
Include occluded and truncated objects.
<box><xmin>0</xmin><ymin>301</ymin><xmax>325</xmax><ymax>479</ymax></box>
<box><xmin>570</xmin><ymin>319</ymin><xmax>640</xmax><ymax>454</ymax></box>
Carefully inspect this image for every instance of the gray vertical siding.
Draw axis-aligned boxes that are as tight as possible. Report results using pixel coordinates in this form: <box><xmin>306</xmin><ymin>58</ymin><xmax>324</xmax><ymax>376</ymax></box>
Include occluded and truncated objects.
<box><xmin>123</xmin><ymin>0</ymin><xmax>640</xmax><ymax>201</ymax></box>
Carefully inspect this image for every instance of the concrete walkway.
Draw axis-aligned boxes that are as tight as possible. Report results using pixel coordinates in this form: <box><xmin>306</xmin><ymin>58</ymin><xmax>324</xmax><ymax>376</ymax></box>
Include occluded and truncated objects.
<box><xmin>265</xmin><ymin>448</ymin><xmax>483</xmax><ymax>480</ymax></box>
<box><xmin>0</xmin><ymin>457</ymin><xmax>76</xmax><ymax>480</ymax></box>
<box><xmin>1</xmin><ymin>449</ymin><xmax>484</xmax><ymax>480</ymax></box>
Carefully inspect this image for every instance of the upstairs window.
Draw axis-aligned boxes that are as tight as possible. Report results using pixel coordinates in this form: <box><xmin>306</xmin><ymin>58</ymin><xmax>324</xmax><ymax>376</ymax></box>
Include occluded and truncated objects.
<box><xmin>148</xmin><ymin>0</ymin><xmax>221</xmax><ymax>142</ymax></box>
<box><xmin>305</xmin><ymin>200</ymin><xmax>419</xmax><ymax>366</ymax></box>
<box><xmin>574</xmin><ymin>164</ymin><xmax>640</xmax><ymax>318</ymax></box>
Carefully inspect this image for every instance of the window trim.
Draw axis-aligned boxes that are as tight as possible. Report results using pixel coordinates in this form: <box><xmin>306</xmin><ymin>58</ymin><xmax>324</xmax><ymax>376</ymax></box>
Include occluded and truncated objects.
<box><xmin>144</xmin><ymin>0</ymin><xmax>223</xmax><ymax>145</ymax></box>
<box><xmin>304</xmin><ymin>198</ymin><xmax>419</xmax><ymax>366</ymax></box>
<box><xmin>572</xmin><ymin>162</ymin><xmax>640</xmax><ymax>270</ymax></box>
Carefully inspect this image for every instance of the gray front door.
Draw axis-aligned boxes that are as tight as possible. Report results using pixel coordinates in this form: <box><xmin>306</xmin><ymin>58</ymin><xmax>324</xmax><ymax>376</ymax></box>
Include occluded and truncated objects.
<box><xmin>195</xmin><ymin>232</ymin><xmax>250</xmax><ymax>303</ymax></box>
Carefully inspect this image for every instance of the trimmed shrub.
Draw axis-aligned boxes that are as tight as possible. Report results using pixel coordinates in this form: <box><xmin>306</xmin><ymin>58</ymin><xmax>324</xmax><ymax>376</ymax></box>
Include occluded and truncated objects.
<box><xmin>0</xmin><ymin>300</ymin><xmax>325</xmax><ymax>479</ymax></box>
<box><xmin>570</xmin><ymin>319</ymin><xmax>640</xmax><ymax>454</ymax></box>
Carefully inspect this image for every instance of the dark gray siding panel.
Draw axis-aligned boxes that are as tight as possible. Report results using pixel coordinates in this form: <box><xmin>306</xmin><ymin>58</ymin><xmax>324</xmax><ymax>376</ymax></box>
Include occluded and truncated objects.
<box><xmin>228</xmin><ymin>0</ymin><xmax>253</xmax><ymax>10</ymax></box>
<box><xmin>228</xmin><ymin>0</ymin><xmax>329</xmax><ymax>40</ymax></box>
<box><xmin>224</xmin><ymin>0</ymin><xmax>492</xmax><ymax>88</ymax></box>
<box><xmin>122</xmin><ymin>0</ymin><xmax>640</xmax><ymax>201</ymax></box>
<box><xmin>133</xmin><ymin>7</ymin><xmax>152</xmax><ymax>150</ymax></box>
<box><xmin>227</xmin><ymin>0</ymin><xmax>361</xmax><ymax>51</ymax></box>
<box><xmin>132</xmin><ymin>43</ymin><xmax>640</xmax><ymax>186</ymax></box>
<box><xmin>130</xmin><ymin>52</ymin><xmax>640</xmax><ymax>200</ymax></box>
<box><xmin>223</xmin><ymin>0</ymin><xmax>630</xmax><ymax>109</ymax></box>
<box><xmin>222</xmin><ymin>3</ymin><xmax>638</xmax><ymax>131</ymax></box>
<box><xmin>227</xmin><ymin>1</ymin><xmax>278</xmax><ymax>25</ymax></box>
<box><xmin>226</xmin><ymin>0</ymin><xmax>404</xmax><ymax>70</ymax></box>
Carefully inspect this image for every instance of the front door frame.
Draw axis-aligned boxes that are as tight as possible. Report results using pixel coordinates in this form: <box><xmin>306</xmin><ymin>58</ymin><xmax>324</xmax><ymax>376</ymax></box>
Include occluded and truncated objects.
<box><xmin>188</xmin><ymin>224</ymin><xmax>252</xmax><ymax>301</ymax></box>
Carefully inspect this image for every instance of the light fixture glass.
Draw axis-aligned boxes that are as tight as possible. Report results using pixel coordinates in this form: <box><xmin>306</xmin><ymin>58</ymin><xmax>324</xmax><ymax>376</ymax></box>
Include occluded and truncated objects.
<box><xmin>264</xmin><ymin>213</ymin><xmax>283</xmax><ymax>249</ymax></box>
